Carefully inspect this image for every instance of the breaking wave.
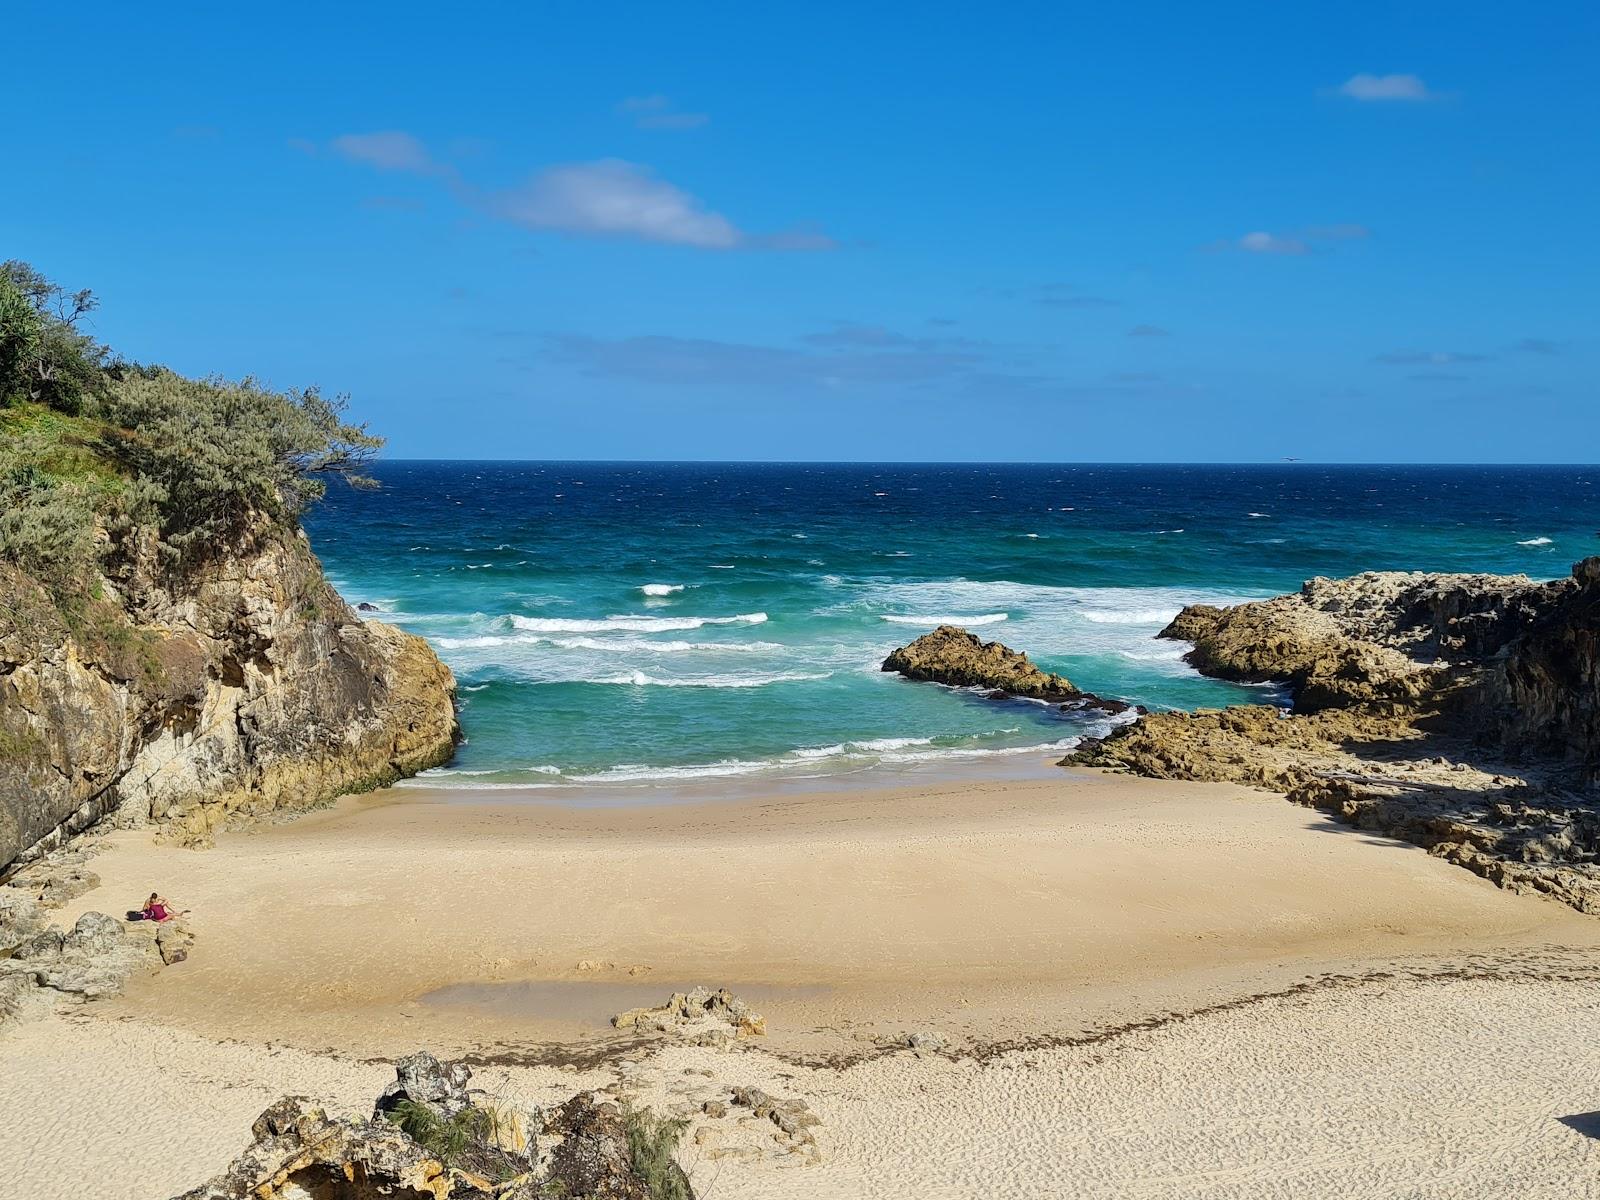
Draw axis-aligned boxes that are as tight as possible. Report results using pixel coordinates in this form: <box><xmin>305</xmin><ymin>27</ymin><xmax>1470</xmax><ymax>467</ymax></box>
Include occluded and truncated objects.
<box><xmin>508</xmin><ymin>612</ymin><xmax>767</xmax><ymax>633</ymax></box>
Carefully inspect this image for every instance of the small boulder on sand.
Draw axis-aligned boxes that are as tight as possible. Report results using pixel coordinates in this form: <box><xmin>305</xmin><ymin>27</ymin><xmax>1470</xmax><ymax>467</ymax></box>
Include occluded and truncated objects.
<box><xmin>612</xmin><ymin>986</ymin><xmax>766</xmax><ymax>1041</ymax></box>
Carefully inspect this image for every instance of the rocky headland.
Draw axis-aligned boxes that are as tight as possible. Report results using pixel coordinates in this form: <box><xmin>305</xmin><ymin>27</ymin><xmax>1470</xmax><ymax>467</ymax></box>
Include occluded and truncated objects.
<box><xmin>0</xmin><ymin>532</ymin><xmax>457</xmax><ymax>872</ymax></box>
<box><xmin>1070</xmin><ymin>559</ymin><xmax>1600</xmax><ymax>911</ymax></box>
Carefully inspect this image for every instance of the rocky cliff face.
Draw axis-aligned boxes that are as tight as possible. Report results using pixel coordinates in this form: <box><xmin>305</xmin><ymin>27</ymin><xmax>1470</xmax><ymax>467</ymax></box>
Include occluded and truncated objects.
<box><xmin>1071</xmin><ymin>559</ymin><xmax>1600</xmax><ymax>912</ymax></box>
<box><xmin>0</xmin><ymin>525</ymin><xmax>457</xmax><ymax>870</ymax></box>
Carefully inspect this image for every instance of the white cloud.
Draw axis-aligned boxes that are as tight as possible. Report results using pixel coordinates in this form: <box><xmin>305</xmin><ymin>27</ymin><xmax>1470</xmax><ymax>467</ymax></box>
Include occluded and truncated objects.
<box><xmin>330</xmin><ymin>131</ymin><xmax>439</xmax><ymax>173</ymax></box>
<box><xmin>1238</xmin><ymin>231</ymin><xmax>1308</xmax><ymax>255</ymax></box>
<box><xmin>492</xmin><ymin>160</ymin><xmax>743</xmax><ymax>249</ymax></box>
<box><xmin>1335</xmin><ymin>73</ymin><xmax>1436</xmax><ymax>102</ymax></box>
<box><xmin>327</xmin><ymin>133</ymin><xmax>833</xmax><ymax>251</ymax></box>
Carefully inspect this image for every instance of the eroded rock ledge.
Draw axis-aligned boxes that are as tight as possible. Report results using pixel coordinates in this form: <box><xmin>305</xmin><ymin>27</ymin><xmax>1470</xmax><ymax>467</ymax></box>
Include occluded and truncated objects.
<box><xmin>0</xmin><ymin>524</ymin><xmax>458</xmax><ymax>871</ymax></box>
<box><xmin>882</xmin><ymin>624</ymin><xmax>1135</xmax><ymax>714</ymax></box>
<box><xmin>1069</xmin><ymin>559</ymin><xmax>1600</xmax><ymax>912</ymax></box>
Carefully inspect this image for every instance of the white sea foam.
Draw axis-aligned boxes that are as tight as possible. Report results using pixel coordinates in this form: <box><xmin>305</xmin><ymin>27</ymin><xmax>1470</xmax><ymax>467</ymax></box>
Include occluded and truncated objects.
<box><xmin>585</xmin><ymin>670</ymin><xmax>829</xmax><ymax>688</ymax></box>
<box><xmin>881</xmin><ymin>613</ymin><xmax>1009</xmax><ymax>626</ymax></box>
<box><xmin>508</xmin><ymin>612</ymin><xmax>768</xmax><ymax>633</ymax></box>
<box><xmin>639</xmin><ymin>583</ymin><xmax>684</xmax><ymax>596</ymax></box>
<box><xmin>436</xmin><ymin>633</ymin><xmax>779</xmax><ymax>654</ymax></box>
<box><xmin>1518</xmin><ymin>536</ymin><xmax>1553</xmax><ymax>546</ymax></box>
<box><xmin>1080</xmin><ymin>608</ymin><xmax>1180</xmax><ymax>625</ymax></box>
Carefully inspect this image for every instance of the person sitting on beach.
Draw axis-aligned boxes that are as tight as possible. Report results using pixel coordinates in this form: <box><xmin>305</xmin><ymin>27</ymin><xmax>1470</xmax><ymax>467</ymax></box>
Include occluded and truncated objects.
<box><xmin>141</xmin><ymin>893</ymin><xmax>186</xmax><ymax>922</ymax></box>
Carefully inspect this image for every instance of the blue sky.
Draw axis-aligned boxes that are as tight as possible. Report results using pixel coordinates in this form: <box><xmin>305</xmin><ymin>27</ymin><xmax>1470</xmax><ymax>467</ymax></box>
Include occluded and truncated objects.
<box><xmin>5</xmin><ymin>2</ymin><xmax>1595</xmax><ymax>461</ymax></box>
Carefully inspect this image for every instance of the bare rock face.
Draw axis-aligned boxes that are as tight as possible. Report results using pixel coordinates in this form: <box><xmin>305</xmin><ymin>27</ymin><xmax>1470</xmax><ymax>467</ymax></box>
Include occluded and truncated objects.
<box><xmin>612</xmin><ymin>986</ymin><xmax>766</xmax><ymax>1043</ymax></box>
<box><xmin>882</xmin><ymin>625</ymin><xmax>1079</xmax><ymax>700</ymax></box>
<box><xmin>1155</xmin><ymin>567</ymin><xmax>1553</xmax><ymax>712</ymax></box>
<box><xmin>0</xmin><ymin>524</ymin><xmax>458</xmax><ymax>871</ymax></box>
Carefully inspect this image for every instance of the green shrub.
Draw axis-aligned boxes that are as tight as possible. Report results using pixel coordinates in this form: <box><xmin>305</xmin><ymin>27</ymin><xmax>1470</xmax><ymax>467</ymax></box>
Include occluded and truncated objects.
<box><xmin>102</xmin><ymin>368</ymin><xmax>380</xmax><ymax>561</ymax></box>
<box><xmin>0</xmin><ymin>260</ymin><xmax>385</xmax><ymax>578</ymax></box>
<box><xmin>383</xmin><ymin>1099</ymin><xmax>525</xmax><ymax>1183</ymax></box>
<box><xmin>0</xmin><ymin>425</ymin><xmax>100</xmax><ymax>582</ymax></box>
<box><xmin>622</xmin><ymin>1102</ymin><xmax>693</xmax><ymax>1200</ymax></box>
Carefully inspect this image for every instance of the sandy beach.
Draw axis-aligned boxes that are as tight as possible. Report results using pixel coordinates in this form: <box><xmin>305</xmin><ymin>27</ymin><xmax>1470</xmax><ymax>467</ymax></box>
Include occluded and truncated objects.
<box><xmin>5</xmin><ymin>766</ymin><xmax>1600</xmax><ymax>1198</ymax></box>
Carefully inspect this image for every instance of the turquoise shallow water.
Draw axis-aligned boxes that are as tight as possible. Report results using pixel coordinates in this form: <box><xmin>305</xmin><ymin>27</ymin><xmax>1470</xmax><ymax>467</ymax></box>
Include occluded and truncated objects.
<box><xmin>304</xmin><ymin>463</ymin><xmax>1598</xmax><ymax>789</ymax></box>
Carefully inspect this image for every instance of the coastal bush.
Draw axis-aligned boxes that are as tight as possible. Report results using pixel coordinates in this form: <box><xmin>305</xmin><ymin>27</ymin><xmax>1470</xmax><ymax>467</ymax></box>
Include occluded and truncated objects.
<box><xmin>382</xmin><ymin>1097</ymin><xmax>524</xmax><ymax>1182</ymax></box>
<box><xmin>622</xmin><ymin>1102</ymin><xmax>693</xmax><ymax>1200</ymax></box>
<box><xmin>0</xmin><ymin>420</ymin><xmax>103</xmax><ymax>582</ymax></box>
<box><xmin>0</xmin><ymin>259</ymin><xmax>385</xmax><ymax>576</ymax></box>
<box><xmin>101</xmin><ymin>368</ymin><xmax>381</xmax><ymax>561</ymax></box>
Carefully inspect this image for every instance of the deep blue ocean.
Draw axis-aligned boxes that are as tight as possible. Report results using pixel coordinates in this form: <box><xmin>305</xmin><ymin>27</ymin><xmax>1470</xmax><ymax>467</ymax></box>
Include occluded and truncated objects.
<box><xmin>304</xmin><ymin>464</ymin><xmax>1596</xmax><ymax>790</ymax></box>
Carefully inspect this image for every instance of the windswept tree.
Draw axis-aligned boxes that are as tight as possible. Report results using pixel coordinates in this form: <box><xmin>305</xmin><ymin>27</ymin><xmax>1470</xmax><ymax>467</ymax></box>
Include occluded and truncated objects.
<box><xmin>103</xmin><ymin>369</ymin><xmax>382</xmax><ymax>559</ymax></box>
<box><xmin>0</xmin><ymin>261</ymin><xmax>109</xmax><ymax>414</ymax></box>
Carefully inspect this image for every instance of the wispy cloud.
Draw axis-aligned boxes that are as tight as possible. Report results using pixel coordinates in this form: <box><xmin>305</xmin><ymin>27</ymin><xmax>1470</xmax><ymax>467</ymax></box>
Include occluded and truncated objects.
<box><xmin>1237</xmin><ymin>231</ymin><xmax>1308</xmax><ymax>255</ymax></box>
<box><xmin>493</xmin><ymin>160</ymin><xmax>743</xmax><ymax>249</ymax></box>
<box><xmin>1218</xmin><ymin>225</ymin><xmax>1371</xmax><ymax>256</ymax></box>
<box><xmin>1375</xmin><ymin>349</ymin><xmax>1489</xmax><ymax>365</ymax></box>
<box><xmin>1509</xmin><ymin>337</ymin><xmax>1562</xmax><ymax>355</ymax></box>
<box><xmin>617</xmin><ymin>94</ymin><xmax>709</xmax><ymax>130</ymax></box>
<box><xmin>1128</xmin><ymin>324</ymin><xmax>1171</xmax><ymax>337</ymax></box>
<box><xmin>331</xmin><ymin>130</ymin><xmax>445</xmax><ymax>174</ymax></box>
<box><xmin>1333</xmin><ymin>73</ymin><xmax>1440</xmax><ymax>102</ymax></box>
<box><xmin>323</xmin><ymin>132</ymin><xmax>833</xmax><ymax>251</ymax></box>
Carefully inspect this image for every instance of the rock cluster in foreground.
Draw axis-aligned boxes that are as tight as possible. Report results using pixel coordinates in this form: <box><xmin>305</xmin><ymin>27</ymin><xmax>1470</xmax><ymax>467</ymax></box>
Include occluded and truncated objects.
<box><xmin>1070</xmin><ymin>559</ymin><xmax>1600</xmax><ymax>911</ymax></box>
<box><xmin>177</xmin><ymin>1050</ymin><xmax>695</xmax><ymax>1200</ymax></box>
<box><xmin>882</xmin><ymin>624</ymin><xmax>1134</xmax><ymax>713</ymax></box>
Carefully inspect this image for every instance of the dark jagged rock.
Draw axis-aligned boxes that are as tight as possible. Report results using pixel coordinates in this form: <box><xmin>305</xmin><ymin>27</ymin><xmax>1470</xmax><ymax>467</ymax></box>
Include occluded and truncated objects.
<box><xmin>882</xmin><ymin>625</ymin><xmax>1080</xmax><ymax>699</ymax></box>
<box><xmin>881</xmin><ymin>625</ymin><xmax>1141</xmax><ymax>720</ymax></box>
<box><xmin>1072</xmin><ymin>558</ymin><xmax>1600</xmax><ymax>912</ymax></box>
<box><xmin>545</xmin><ymin>1092</ymin><xmax>681</xmax><ymax>1200</ymax></box>
<box><xmin>375</xmin><ymin>1049</ymin><xmax>476</xmax><ymax>1119</ymax></box>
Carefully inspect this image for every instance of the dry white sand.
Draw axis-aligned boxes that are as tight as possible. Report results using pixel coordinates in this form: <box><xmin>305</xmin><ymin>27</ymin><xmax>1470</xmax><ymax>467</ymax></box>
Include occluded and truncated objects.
<box><xmin>3</xmin><ymin>768</ymin><xmax>1599</xmax><ymax>1198</ymax></box>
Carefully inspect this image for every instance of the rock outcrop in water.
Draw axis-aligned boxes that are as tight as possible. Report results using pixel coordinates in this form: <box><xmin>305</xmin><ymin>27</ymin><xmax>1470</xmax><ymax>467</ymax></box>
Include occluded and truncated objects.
<box><xmin>882</xmin><ymin>625</ymin><xmax>1079</xmax><ymax>699</ymax></box>
<box><xmin>1071</xmin><ymin>559</ymin><xmax>1600</xmax><ymax>911</ymax></box>
<box><xmin>882</xmin><ymin>624</ymin><xmax>1136</xmax><ymax>716</ymax></box>
<box><xmin>0</xmin><ymin>524</ymin><xmax>458</xmax><ymax>871</ymax></box>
